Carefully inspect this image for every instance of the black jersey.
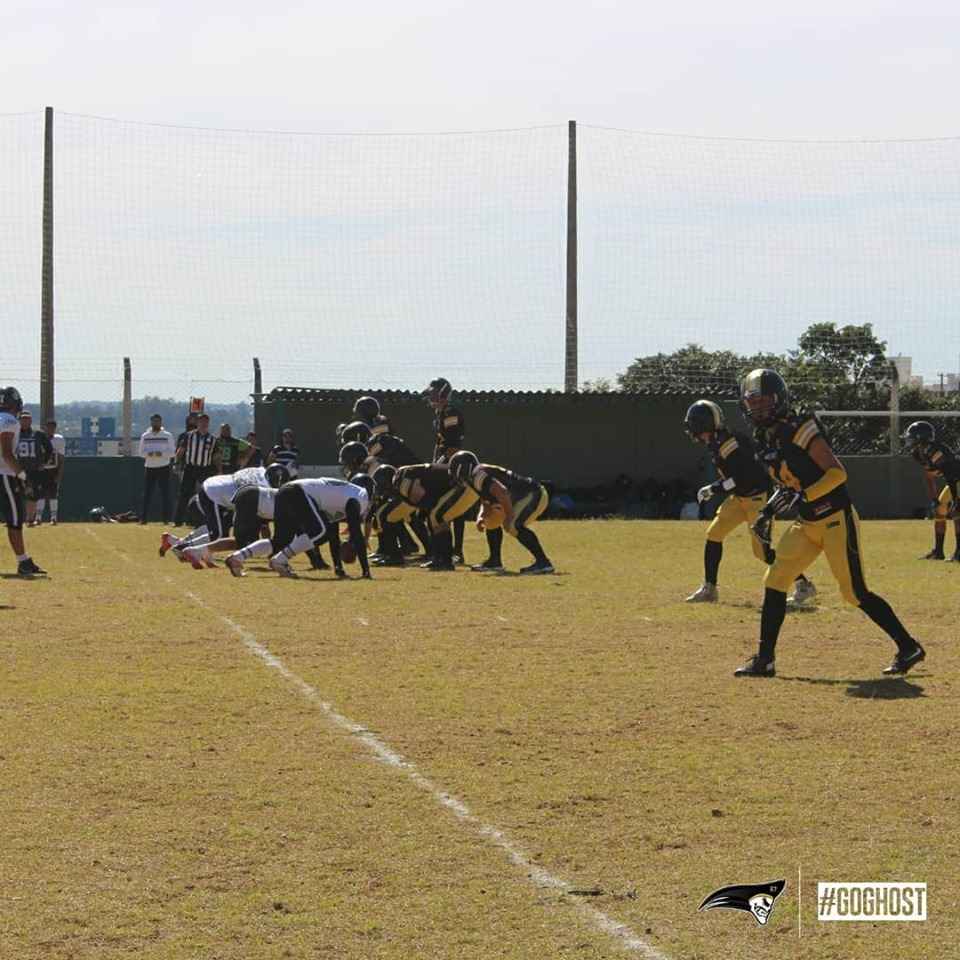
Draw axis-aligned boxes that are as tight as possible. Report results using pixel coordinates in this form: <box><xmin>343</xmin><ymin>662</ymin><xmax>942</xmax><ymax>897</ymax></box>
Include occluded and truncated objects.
<box><xmin>367</xmin><ymin>433</ymin><xmax>419</xmax><ymax>468</ymax></box>
<box><xmin>913</xmin><ymin>441</ymin><xmax>960</xmax><ymax>495</ymax></box>
<box><xmin>756</xmin><ymin>413</ymin><xmax>851</xmax><ymax>521</ymax></box>
<box><xmin>394</xmin><ymin>464</ymin><xmax>454</xmax><ymax>507</ymax></box>
<box><xmin>708</xmin><ymin>429</ymin><xmax>768</xmax><ymax>498</ymax></box>
<box><xmin>432</xmin><ymin>405</ymin><xmax>465</xmax><ymax>461</ymax></box>
<box><xmin>16</xmin><ymin>428</ymin><xmax>52</xmax><ymax>472</ymax></box>
<box><xmin>467</xmin><ymin>464</ymin><xmax>539</xmax><ymax>502</ymax></box>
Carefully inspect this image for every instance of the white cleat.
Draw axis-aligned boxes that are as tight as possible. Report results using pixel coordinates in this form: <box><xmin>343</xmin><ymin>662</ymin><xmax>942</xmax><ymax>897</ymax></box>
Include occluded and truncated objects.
<box><xmin>685</xmin><ymin>583</ymin><xmax>718</xmax><ymax>603</ymax></box>
<box><xmin>788</xmin><ymin>579</ymin><xmax>817</xmax><ymax>606</ymax></box>
<box><xmin>225</xmin><ymin>554</ymin><xmax>245</xmax><ymax>578</ymax></box>
<box><xmin>269</xmin><ymin>556</ymin><xmax>297</xmax><ymax>578</ymax></box>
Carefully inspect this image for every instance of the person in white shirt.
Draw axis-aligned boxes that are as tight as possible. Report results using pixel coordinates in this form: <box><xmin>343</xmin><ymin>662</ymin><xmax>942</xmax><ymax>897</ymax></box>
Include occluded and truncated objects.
<box><xmin>0</xmin><ymin>386</ymin><xmax>45</xmax><ymax>576</ymax></box>
<box><xmin>34</xmin><ymin>418</ymin><xmax>66</xmax><ymax>524</ymax></box>
<box><xmin>139</xmin><ymin>414</ymin><xmax>177</xmax><ymax>524</ymax></box>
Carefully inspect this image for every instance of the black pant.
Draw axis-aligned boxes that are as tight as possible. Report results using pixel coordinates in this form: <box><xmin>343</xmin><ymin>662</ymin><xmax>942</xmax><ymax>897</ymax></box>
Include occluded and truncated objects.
<box><xmin>272</xmin><ymin>485</ymin><xmax>330</xmax><ymax>552</ymax></box>
<box><xmin>174</xmin><ymin>465</ymin><xmax>214</xmax><ymax>524</ymax></box>
<box><xmin>142</xmin><ymin>466</ymin><xmax>172</xmax><ymax>522</ymax></box>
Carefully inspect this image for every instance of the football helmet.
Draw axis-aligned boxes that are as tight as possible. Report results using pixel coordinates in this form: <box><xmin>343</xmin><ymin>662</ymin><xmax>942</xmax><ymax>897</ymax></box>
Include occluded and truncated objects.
<box><xmin>349</xmin><ymin>473</ymin><xmax>375</xmax><ymax>498</ymax></box>
<box><xmin>265</xmin><ymin>463</ymin><xmax>291</xmax><ymax>488</ymax></box>
<box><xmin>740</xmin><ymin>368</ymin><xmax>789</xmax><ymax>426</ymax></box>
<box><xmin>449</xmin><ymin>450</ymin><xmax>479</xmax><ymax>483</ymax></box>
<box><xmin>339</xmin><ymin>441</ymin><xmax>368</xmax><ymax>473</ymax></box>
<box><xmin>340</xmin><ymin>420</ymin><xmax>373</xmax><ymax>445</ymax></box>
<box><xmin>372</xmin><ymin>463</ymin><xmax>398</xmax><ymax>495</ymax></box>
<box><xmin>0</xmin><ymin>386</ymin><xmax>23</xmax><ymax>414</ymax></box>
<box><xmin>423</xmin><ymin>377</ymin><xmax>452</xmax><ymax>406</ymax></box>
<box><xmin>684</xmin><ymin>400</ymin><xmax>724</xmax><ymax>440</ymax></box>
<box><xmin>353</xmin><ymin>396</ymin><xmax>380</xmax><ymax>423</ymax></box>
<box><xmin>901</xmin><ymin>420</ymin><xmax>935</xmax><ymax>452</ymax></box>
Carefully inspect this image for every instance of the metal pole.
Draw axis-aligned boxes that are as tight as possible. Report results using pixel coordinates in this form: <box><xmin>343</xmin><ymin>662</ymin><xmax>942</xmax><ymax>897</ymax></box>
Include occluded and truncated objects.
<box><xmin>253</xmin><ymin>357</ymin><xmax>262</xmax><ymax>396</ymax></box>
<box><xmin>122</xmin><ymin>358</ymin><xmax>133</xmax><ymax>455</ymax></box>
<box><xmin>564</xmin><ymin>119</ymin><xmax>578</xmax><ymax>393</ymax></box>
<box><xmin>889</xmin><ymin>366</ymin><xmax>900</xmax><ymax>456</ymax></box>
<box><xmin>40</xmin><ymin>106</ymin><xmax>55</xmax><ymax>424</ymax></box>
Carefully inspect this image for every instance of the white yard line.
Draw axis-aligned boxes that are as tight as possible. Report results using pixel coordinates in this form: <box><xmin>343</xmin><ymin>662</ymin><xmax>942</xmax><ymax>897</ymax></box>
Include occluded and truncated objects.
<box><xmin>86</xmin><ymin>528</ymin><xmax>668</xmax><ymax>959</ymax></box>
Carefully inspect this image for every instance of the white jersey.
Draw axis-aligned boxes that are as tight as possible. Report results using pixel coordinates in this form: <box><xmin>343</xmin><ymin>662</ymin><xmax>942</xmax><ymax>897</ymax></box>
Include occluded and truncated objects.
<box><xmin>292</xmin><ymin>477</ymin><xmax>370</xmax><ymax>522</ymax></box>
<box><xmin>256</xmin><ymin>486</ymin><xmax>277</xmax><ymax>520</ymax></box>
<box><xmin>0</xmin><ymin>412</ymin><xmax>20</xmax><ymax>477</ymax></box>
<box><xmin>202</xmin><ymin>466</ymin><xmax>268</xmax><ymax>510</ymax></box>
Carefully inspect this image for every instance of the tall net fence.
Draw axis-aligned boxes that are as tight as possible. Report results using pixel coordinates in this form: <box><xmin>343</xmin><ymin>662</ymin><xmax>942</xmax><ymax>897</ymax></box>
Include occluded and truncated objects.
<box><xmin>3</xmin><ymin>111</ymin><xmax>960</xmax><ymax>403</ymax></box>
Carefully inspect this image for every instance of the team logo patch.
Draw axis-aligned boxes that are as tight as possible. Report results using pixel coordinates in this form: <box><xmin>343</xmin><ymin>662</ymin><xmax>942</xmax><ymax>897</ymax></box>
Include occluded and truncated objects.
<box><xmin>699</xmin><ymin>879</ymin><xmax>786</xmax><ymax>925</ymax></box>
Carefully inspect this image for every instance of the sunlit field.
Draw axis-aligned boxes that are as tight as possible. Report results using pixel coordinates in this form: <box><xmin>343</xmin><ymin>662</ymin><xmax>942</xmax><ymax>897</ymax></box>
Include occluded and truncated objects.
<box><xmin>1</xmin><ymin>519</ymin><xmax>955</xmax><ymax>960</ymax></box>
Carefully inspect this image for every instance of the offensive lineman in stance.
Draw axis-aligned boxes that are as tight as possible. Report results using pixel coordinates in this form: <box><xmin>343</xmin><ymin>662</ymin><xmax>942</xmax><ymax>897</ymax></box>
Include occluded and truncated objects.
<box><xmin>901</xmin><ymin>420</ymin><xmax>960</xmax><ymax>561</ymax></box>
<box><xmin>735</xmin><ymin>369</ymin><xmax>924</xmax><ymax>678</ymax></box>
<box><xmin>683</xmin><ymin>399</ymin><xmax>815</xmax><ymax>604</ymax></box>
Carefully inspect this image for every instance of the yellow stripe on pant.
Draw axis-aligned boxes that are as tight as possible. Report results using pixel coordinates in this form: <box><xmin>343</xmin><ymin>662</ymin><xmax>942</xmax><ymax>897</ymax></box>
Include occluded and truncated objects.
<box><xmin>508</xmin><ymin>485</ymin><xmax>549</xmax><ymax>534</ymax></box>
<box><xmin>706</xmin><ymin>494</ymin><xmax>768</xmax><ymax>562</ymax></box>
<box><xmin>764</xmin><ymin>505</ymin><xmax>869</xmax><ymax>606</ymax></box>
<box><xmin>428</xmin><ymin>485</ymin><xmax>479</xmax><ymax>529</ymax></box>
<box><xmin>935</xmin><ymin>484</ymin><xmax>955</xmax><ymax>519</ymax></box>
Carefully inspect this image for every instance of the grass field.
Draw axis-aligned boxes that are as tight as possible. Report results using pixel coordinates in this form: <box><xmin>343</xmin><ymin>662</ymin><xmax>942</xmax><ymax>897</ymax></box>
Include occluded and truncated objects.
<box><xmin>1</xmin><ymin>519</ymin><xmax>956</xmax><ymax>960</ymax></box>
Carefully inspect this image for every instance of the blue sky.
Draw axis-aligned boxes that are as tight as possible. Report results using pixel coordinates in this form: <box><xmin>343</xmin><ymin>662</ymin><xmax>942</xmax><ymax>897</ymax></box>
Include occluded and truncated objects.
<box><xmin>2</xmin><ymin>1</ymin><xmax>960</xmax><ymax>401</ymax></box>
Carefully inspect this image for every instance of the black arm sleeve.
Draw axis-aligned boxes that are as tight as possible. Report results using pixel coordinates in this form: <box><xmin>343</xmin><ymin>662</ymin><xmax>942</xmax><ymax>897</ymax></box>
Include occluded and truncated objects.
<box><xmin>345</xmin><ymin>499</ymin><xmax>370</xmax><ymax>577</ymax></box>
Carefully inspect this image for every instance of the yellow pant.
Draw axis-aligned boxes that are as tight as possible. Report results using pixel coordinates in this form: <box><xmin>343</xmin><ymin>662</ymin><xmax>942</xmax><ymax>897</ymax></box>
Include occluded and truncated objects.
<box><xmin>765</xmin><ymin>506</ymin><xmax>868</xmax><ymax>606</ymax></box>
<box><xmin>428</xmin><ymin>485</ymin><xmax>479</xmax><ymax>530</ymax></box>
<box><xmin>508</xmin><ymin>485</ymin><xmax>549</xmax><ymax>534</ymax></box>
<box><xmin>374</xmin><ymin>497</ymin><xmax>417</xmax><ymax>533</ymax></box>
<box><xmin>935</xmin><ymin>484</ymin><xmax>955</xmax><ymax>519</ymax></box>
<box><xmin>706</xmin><ymin>493</ymin><xmax>768</xmax><ymax>562</ymax></box>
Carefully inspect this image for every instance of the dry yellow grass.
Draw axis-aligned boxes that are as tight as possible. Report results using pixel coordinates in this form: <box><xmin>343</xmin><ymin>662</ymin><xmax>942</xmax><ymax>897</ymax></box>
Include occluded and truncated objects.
<box><xmin>0</xmin><ymin>519</ymin><xmax>955</xmax><ymax>960</ymax></box>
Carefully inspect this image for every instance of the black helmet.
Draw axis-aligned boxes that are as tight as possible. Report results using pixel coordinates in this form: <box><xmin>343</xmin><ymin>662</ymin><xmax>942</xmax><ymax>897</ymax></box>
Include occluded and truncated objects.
<box><xmin>0</xmin><ymin>386</ymin><xmax>23</xmax><ymax>414</ymax></box>
<box><xmin>449</xmin><ymin>450</ymin><xmax>479</xmax><ymax>483</ymax></box>
<box><xmin>423</xmin><ymin>377</ymin><xmax>452</xmax><ymax>405</ymax></box>
<box><xmin>265</xmin><ymin>463</ymin><xmax>291</xmax><ymax>488</ymax></box>
<box><xmin>740</xmin><ymin>368</ymin><xmax>789</xmax><ymax>426</ymax></box>
<box><xmin>353</xmin><ymin>396</ymin><xmax>380</xmax><ymax>423</ymax></box>
<box><xmin>372</xmin><ymin>463</ymin><xmax>398</xmax><ymax>495</ymax></box>
<box><xmin>335</xmin><ymin>422</ymin><xmax>347</xmax><ymax>444</ymax></box>
<box><xmin>340</xmin><ymin>420</ymin><xmax>373</xmax><ymax>445</ymax></box>
<box><xmin>684</xmin><ymin>400</ymin><xmax>724</xmax><ymax>440</ymax></box>
<box><xmin>902</xmin><ymin>420</ymin><xmax>935</xmax><ymax>452</ymax></box>
<box><xmin>339</xmin><ymin>441</ymin><xmax>368</xmax><ymax>473</ymax></box>
<box><xmin>349</xmin><ymin>473</ymin><xmax>375</xmax><ymax>498</ymax></box>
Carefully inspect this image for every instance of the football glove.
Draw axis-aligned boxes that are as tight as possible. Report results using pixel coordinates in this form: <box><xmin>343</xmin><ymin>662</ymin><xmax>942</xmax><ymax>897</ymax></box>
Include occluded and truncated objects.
<box><xmin>697</xmin><ymin>481</ymin><xmax>722</xmax><ymax>504</ymax></box>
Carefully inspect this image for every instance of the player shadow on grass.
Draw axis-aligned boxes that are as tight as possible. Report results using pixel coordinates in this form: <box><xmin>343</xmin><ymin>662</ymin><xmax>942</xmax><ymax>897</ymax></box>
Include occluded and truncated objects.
<box><xmin>778</xmin><ymin>675</ymin><xmax>926</xmax><ymax>699</ymax></box>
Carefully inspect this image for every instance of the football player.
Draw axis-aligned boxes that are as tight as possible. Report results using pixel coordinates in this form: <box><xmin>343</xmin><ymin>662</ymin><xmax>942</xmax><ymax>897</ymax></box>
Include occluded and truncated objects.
<box><xmin>227</xmin><ymin>475</ymin><xmax>373</xmax><ymax>579</ymax></box>
<box><xmin>353</xmin><ymin>396</ymin><xmax>391</xmax><ymax>437</ymax></box>
<box><xmin>424</xmin><ymin>377</ymin><xmax>468</xmax><ymax>563</ymax></box>
<box><xmin>901</xmin><ymin>420</ymin><xmax>960</xmax><ymax>561</ymax></box>
<box><xmin>683</xmin><ymin>399</ymin><xmax>815</xmax><ymax>604</ymax></box>
<box><xmin>449</xmin><ymin>451</ymin><xmax>554</xmax><ymax>574</ymax></box>
<box><xmin>17</xmin><ymin>411</ymin><xmax>53</xmax><ymax>527</ymax></box>
<box><xmin>734</xmin><ymin>369</ymin><xmax>924</xmax><ymax>678</ymax></box>
<box><xmin>0</xmin><ymin>387</ymin><xmax>44</xmax><ymax>576</ymax></box>
<box><xmin>373</xmin><ymin>461</ymin><xmax>477</xmax><ymax>570</ymax></box>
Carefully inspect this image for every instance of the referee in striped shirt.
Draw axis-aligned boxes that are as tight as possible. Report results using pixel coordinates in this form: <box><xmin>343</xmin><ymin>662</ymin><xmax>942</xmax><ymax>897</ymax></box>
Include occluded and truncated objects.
<box><xmin>174</xmin><ymin>413</ymin><xmax>219</xmax><ymax>526</ymax></box>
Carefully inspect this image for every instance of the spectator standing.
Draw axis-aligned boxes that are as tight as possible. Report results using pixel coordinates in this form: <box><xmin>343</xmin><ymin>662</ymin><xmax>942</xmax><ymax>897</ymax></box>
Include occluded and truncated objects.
<box><xmin>217</xmin><ymin>423</ymin><xmax>252</xmax><ymax>474</ymax></box>
<box><xmin>174</xmin><ymin>414</ymin><xmax>218</xmax><ymax>525</ymax></box>
<box><xmin>139</xmin><ymin>413</ymin><xmax>176</xmax><ymax>524</ymax></box>
<box><xmin>266</xmin><ymin>428</ymin><xmax>300</xmax><ymax>476</ymax></box>
<box><xmin>35</xmin><ymin>418</ymin><xmax>65</xmax><ymax>524</ymax></box>
<box><xmin>245</xmin><ymin>432</ymin><xmax>264</xmax><ymax>467</ymax></box>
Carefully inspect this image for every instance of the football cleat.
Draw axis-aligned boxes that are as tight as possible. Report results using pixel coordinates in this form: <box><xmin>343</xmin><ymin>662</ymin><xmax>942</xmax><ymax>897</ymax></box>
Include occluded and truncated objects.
<box><xmin>452</xmin><ymin>552</ymin><xmax>466</xmax><ymax>566</ymax></box>
<box><xmin>471</xmin><ymin>559</ymin><xmax>504</xmax><ymax>573</ymax></box>
<box><xmin>882</xmin><ymin>644</ymin><xmax>926</xmax><ymax>676</ymax></box>
<box><xmin>372</xmin><ymin>555</ymin><xmax>405</xmax><ymax>567</ymax></box>
<box><xmin>948</xmin><ymin>551</ymin><xmax>960</xmax><ymax>563</ymax></box>
<box><xmin>225</xmin><ymin>555</ymin><xmax>245</xmax><ymax>578</ymax></box>
<box><xmin>519</xmin><ymin>560</ymin><xmax>555</xmax><ymax>575</ymax></box>
<box><xmin>685</xmin><ymin>583</ymin><xmax>718</xmax><ymax>603</ymax></box>
<box><xmin>788</xmin><ymin>578</ymin><xmax>817</xmax><ymax>606</ymax></box>
<box><xmin>921</xmin><ymin>549</ymin><xmax>945</xmax><ymax>560</ymax></box>
<box><xmin>269</xmin><ymin>556</ymin><xmax>296</xmax><ymax>578</ymax></box>
<box><xmin>734</xmin><ymin>655</ymin><xmax>776</xmax><ymax>678</ymax></box>
<box><xmin>159</xmin><ymin>532</ymin><xmax>179</xmax><ymax>557</ymax></box>
<box><xmin>428</xmin><ymin>561</ymin><xmax>456</xmax><ymax>572</ymax></box>
<box><xmin>17</xmin><ymin>558</ymin><xmax>46</xmax><ymax>576</ymax></box>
